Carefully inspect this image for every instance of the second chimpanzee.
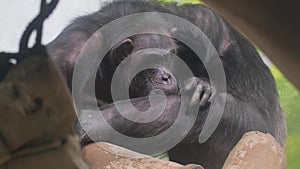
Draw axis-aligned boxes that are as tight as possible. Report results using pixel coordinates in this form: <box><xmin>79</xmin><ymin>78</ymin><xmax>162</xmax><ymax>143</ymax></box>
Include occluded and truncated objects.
<box><xmin>47</xmin><ymin>1</ymin><xmax>286</xmax><ymax>169</ymax></box>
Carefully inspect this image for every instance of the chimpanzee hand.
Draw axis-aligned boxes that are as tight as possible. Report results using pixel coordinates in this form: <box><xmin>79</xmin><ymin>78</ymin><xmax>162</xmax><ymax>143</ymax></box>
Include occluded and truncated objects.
<box><xmin>181</xmin><ymin>77</ymin><xmax>214</xmax><ymax>111</ymax></box>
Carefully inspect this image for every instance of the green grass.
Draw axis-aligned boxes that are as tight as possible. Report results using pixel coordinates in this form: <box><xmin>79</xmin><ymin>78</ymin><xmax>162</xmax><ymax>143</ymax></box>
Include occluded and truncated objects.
<box><xmin>271</xmin><ymin>66</ymin><xmax>300</xmax><ymax>169</ymax></box>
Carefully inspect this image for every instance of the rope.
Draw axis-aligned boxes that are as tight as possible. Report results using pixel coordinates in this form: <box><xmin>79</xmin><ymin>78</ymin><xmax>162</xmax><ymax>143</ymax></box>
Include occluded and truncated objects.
<box><xmin>19</xmin><ymin>0</ymin><xmax>59</xmax><ymax>52</ymax></box>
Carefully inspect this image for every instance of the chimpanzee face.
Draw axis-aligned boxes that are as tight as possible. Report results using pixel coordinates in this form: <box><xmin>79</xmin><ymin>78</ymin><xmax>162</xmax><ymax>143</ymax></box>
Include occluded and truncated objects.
<box><xmin>105</xmin><ymin>33</ymin><xmax>179</xmax><ymax>99</ymax></box>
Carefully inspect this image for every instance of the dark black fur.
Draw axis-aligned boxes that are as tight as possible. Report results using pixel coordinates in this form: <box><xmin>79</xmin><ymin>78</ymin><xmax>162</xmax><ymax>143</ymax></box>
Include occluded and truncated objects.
<box><xmin>47</xmin><ymin>1</ymin><xmax>286</xmax><ymax>169</ymax></box>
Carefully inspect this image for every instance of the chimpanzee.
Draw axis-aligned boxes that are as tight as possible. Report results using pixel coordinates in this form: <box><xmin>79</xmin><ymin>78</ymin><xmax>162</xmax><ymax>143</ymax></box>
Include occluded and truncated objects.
<box><xmin>47</xmin><ymin>1</ymin><xmax>286</xmax><ymax>169</ymax></box>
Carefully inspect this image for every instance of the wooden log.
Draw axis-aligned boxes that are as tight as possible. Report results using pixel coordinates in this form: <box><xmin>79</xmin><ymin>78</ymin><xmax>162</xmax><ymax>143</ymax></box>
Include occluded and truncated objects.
<box><xmin>0</xmin><ymin>49</ymin><xmax>88</xmax><ymax>169</ymax></box>
<box><xmin>223</xmin><ymin>131</ymin><xmax>286</xmax><ymax>169</ymax></box>
<box><xmin>82</xmin><ymin>142</ymin><xmax>203</xmax><ymax>169</ymax></box>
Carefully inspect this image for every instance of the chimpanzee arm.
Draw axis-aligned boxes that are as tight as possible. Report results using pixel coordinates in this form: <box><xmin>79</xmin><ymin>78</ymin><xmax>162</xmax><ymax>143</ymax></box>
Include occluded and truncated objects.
<box><xmin>77</xmin><ymin>77</ymin><xmax>212</xmax><ymax>146</ymax></box>
<box><xmin>76</xmin><ymin>95</ymin><xmax>181</xmax><ymax>146</ymax></box>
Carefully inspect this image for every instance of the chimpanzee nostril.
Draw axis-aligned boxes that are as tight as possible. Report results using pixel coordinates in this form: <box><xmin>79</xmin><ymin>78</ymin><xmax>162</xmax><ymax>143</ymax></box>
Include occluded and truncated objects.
<box><xmin>161</xmin><ymin>74</ymin><xmax>171</xmax><ymax>83</ymax></box>
<box><xmin>156</xmin><ymin>70</ymin><xmax>172</xmax><ymax>85</ymax></box>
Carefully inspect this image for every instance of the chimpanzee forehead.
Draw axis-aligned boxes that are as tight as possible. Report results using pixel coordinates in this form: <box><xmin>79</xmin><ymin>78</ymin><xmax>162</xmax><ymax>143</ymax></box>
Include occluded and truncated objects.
<box><xmin>130</xmin><ymin>33</ymin><xmax>177</xmax><ymax>52</ymax></box>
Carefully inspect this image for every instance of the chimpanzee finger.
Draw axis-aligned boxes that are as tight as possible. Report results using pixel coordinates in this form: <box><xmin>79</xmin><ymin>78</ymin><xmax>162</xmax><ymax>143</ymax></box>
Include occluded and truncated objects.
<box><xmin>199</xmin><ymin>85</ymin><xmax>212</xmax><ymax>108</ymax></box>
<box><xmin>190</xmin><ymin>80</ymin><xmax>204</xmax><ymax>106</ymax></box>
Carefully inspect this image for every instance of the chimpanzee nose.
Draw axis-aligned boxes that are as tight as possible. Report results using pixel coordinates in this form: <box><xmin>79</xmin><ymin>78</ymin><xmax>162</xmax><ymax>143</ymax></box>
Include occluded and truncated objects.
<box><xmin>155</xmin><ymin>70</ymin><xmax>173</xmax><ymax>85</ymax></box>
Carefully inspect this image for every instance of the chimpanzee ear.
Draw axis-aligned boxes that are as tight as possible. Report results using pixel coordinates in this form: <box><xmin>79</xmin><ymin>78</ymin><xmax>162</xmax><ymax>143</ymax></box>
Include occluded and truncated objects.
<box><xmin>111</xmin><ymin>39</ymin><xmax>134</xmax><ymax>61</ymax></box>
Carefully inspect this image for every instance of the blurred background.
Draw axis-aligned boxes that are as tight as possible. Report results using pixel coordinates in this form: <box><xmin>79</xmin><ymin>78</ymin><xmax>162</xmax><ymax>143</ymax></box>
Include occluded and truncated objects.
<box><xmin>1</xmin><ymin>0</ymin><xmax>299</xmax><ymax>168</ymax></box>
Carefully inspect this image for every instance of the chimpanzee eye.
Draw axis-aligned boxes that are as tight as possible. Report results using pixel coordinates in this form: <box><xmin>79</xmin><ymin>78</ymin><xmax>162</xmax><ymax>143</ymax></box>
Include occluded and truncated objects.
<box><xmin>151</xmin><ymin>70</ymin><xmax>157</xmax><ymax>75</ymax></box>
